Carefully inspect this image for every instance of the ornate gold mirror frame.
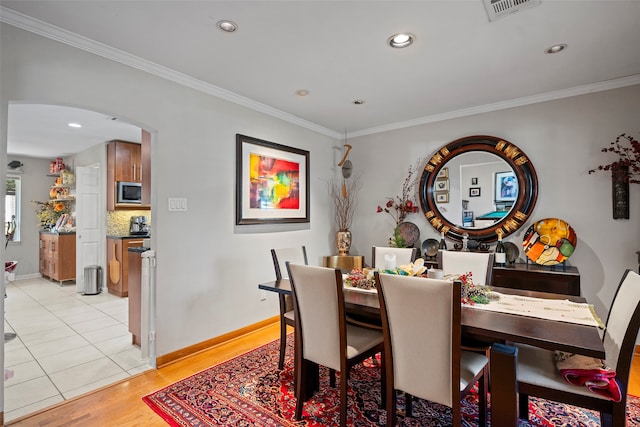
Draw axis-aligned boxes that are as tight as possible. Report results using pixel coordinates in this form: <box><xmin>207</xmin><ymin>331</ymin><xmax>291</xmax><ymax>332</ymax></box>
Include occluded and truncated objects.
<box><xmin>418</xmin><ymin>135</ymin><xmax>538</xmax><ymax>242</ymax></box>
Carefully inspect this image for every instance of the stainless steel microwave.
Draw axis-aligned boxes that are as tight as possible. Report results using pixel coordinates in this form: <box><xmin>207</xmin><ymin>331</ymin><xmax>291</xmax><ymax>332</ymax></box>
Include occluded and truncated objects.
<box><xmin>117</xmin><ymin>181</ymin><xmax>142</xmax><ymax>204</ymax></box>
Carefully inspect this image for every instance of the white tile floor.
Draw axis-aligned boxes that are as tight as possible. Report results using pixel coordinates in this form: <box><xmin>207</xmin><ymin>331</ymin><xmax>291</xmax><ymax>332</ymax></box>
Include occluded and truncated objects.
<box><xmin>3</xmin><ymin>277</ymin><xmax>153</xmax><ymax>422</ymax></box>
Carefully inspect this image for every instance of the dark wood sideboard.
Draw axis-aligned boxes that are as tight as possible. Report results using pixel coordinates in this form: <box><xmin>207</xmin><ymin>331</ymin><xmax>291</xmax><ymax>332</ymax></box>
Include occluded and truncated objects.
<box><xmin>491</xmin><ymin>263</ymin><xmax>580</xmax><ymax>296</ymax></box>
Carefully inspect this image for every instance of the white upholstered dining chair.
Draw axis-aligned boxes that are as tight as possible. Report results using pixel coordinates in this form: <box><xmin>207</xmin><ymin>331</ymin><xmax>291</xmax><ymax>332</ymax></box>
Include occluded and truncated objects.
<box><xmin>372</xmin><ymin>246</ymin><xmax>417</xmax><ymax>270</ymax></box>
<box><xmin>438</xmin><ymin>250</ymin><xmax>494</xmax><ymax>286</ymax></box>
<box><xmin>517</xmin><ymin>269</ymin><xmax>640</xmax><ymax>427</ymax></box>
<box><xmin>270</xmin><ymin>247</ymin><xmax>308</xmax><ymax>370</ymax></box>
<box><xmin>375</xmin><ymin>272</ymin><xmax>488</xmax><ymax>427</ymax></box>
<box><xmin>286</xmin><ymin>263</ymin><xmax>385</xmax><ymax>427</ymax></box>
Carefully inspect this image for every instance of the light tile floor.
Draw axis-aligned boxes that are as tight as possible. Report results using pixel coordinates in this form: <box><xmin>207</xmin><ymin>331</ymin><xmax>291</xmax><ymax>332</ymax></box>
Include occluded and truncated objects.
<box><xmin>3</xmin><ymin>277</ymin><xmax>153</xmax><ymax>422</ymax></box>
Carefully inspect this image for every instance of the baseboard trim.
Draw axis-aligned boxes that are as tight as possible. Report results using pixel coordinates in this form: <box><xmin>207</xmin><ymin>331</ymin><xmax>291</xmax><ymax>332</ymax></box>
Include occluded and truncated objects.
<box><xmin>156</xmin><ymin>315</ymin><xmax>279</xmax><ymax>368</ymax></box>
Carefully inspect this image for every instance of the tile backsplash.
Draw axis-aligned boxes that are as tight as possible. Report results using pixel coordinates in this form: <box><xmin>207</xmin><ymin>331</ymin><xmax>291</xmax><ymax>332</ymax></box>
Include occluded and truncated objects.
<box><xmin>107</xmin><ymin>210</ymin><xmax>152</xmax><ymax>236</ymax></box>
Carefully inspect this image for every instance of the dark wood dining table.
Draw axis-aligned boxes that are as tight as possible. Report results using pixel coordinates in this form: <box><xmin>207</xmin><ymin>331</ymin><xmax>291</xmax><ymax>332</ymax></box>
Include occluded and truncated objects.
<box><xmin>258</xmin><ymin>278</ymin><xmax>605</xmax><ymax>427</ymax></box>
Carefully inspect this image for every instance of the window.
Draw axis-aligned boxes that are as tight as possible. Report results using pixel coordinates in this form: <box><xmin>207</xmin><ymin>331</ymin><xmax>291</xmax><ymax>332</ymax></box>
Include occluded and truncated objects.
<box><xmin>5</xmin><ymin>176</ymin><xmax>20</xmax><ymax>243</ymax></box>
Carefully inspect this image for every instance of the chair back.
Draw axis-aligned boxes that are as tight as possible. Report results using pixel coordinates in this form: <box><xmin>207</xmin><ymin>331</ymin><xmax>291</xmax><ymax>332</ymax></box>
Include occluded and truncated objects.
<box><xmin>286</xmin><ymin>263</ymin><xmax>345</xmax><ymax>372</ymax></box>
<box><xmin>602</xmin><ymin>269</ymin><xmax>640</xmax><ymax>391</ymax></box>
<box><xmin>372</xmin><ymin>247</ymin><xmax>417</xmax><ymax>270</ymax></box>
<box><xmin>439</xmin><ymin>250</ymin><xmax>494</xmax><ymax>286</ymax></box>
<box><xmin>271</xmin><ymin>246</ymin><xmax>308</xmax><ymax>280</ymax></box>
<box><xmin>375</xmin><ymin>272</ymin><xmax>461</xmax><ymax>408</ymax></box>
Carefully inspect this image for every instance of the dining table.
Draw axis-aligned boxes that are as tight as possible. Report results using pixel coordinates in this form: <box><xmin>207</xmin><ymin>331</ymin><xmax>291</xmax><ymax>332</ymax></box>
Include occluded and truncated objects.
<box><xmin>258</xmin><ymin>277</ymin><xmax>605</xmax><ymax>427</ymax></box>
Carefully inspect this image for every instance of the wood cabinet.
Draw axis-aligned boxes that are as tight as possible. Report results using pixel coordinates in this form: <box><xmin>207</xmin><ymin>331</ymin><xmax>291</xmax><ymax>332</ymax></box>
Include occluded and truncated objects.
<box><xmin>106</xmin><ymin>238</ymin><xmax>145</xmax><ymax>297</ymax></box>
<box><xmin>113</xmin><ymin>140</ymin><xmax>142</xmax><ymax>183</ymax></box>
<box><xmin>39</xmin><ymin>232</ymin><xmax>76</xmax><ymax>283</ymax></box>
<box><xmin>106</xmin><ymin>137</ymin><xmax>151</xmax><ymax>210</ymax></box>
<box><xmin>491</xmin><ymin>263</ymin><xmax>580</xmax><ymax>296</ymax></box>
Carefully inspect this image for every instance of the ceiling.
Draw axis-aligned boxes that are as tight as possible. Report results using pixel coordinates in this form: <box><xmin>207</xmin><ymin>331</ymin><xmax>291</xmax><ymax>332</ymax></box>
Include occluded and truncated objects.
<box><xmin>2</xmin><ymin>1</ymin><xmax>640</xmax><ymax>159</ymax></box>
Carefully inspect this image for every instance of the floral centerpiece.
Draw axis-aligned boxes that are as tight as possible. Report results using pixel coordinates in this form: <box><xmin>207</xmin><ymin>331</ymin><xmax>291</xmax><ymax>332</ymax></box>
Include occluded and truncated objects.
<box><xmin>344</xmin><ymin>268</ymin><xmax>376</xmax><ymax>290</ymax></box>
<box><xmin>376</xmin><ymin>160</ymin><xmax>421</xmax><ymax>247</ymax></box>
<box><xmin>345</xmin><ymin>265</ymin><xmax>494</xmax><ymax>305</ymax></box>
<box><xmin>588</xmin><ymin>133</ymin><xmax>640</xmax><ymax>183</ymax></box>
<box><xmin>455</xmin><ymin>272</ymin><xmax>493</xmax><ymax>305</ymax></box>
<box><xmin>32</xmin><ymin>200</ymin><xmax>70</xmax><ymax>230</ymax></box>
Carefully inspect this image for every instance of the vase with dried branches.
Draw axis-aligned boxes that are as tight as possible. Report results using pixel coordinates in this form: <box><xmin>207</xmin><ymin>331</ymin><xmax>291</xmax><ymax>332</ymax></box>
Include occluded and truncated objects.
<box><xmin>329</xmin><ymin>175</ymin><xmax>361</xmax><ymax>255</ymax></box>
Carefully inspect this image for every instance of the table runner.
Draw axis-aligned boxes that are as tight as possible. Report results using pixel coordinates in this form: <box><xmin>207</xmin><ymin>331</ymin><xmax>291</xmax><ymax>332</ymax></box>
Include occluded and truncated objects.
<box><xmin>466</xmin><ymin>292</ymin><xmax>605</xmax><ymax>328</ymax></box>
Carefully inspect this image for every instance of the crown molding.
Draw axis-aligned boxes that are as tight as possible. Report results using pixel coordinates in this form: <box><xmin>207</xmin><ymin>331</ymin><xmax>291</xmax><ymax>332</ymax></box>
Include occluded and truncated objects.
<box><xmin>3</xmin><ymin>6</ymin><xmax>639</xmax><ymax>141</ymax></box>
<box><xmin>0</xmin><ymin>7</ymin><xmax>341</xmax><ymax>139</ymax></box>
<box><xmin>348</xmin><ymin>74</ymin><xmax>640</xmax><ymax>138</ymax></box>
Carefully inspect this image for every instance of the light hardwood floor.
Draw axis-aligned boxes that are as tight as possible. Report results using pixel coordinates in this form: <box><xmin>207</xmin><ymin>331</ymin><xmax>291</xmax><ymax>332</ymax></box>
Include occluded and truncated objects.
<box><xmin>5</xmin><ymin>322</ymin><xmax>640</xmax><ymax>426</ymax></box>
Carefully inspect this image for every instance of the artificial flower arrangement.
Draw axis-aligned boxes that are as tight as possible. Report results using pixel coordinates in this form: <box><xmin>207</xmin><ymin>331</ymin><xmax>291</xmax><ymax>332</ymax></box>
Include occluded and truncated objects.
<box><xmin>453</xmin><ymin>271</ymin><xmax>494</xmax><ymax>305</ymax></box>
<box><xmin>344</xmin><ymin>262</ymin><xmax>494</xmax><ymax>306</ymax></box>
<box><xmin>344</xmin><ymin>268</ymin><xmax>376</xmax><ymax>290</ymax></box>
<box><xmin>32</xmin><ymin>200</ymin><xmax>70</xmax><ymax>230</ymax></box>
<box><xmin>376</xmin><ymin>160</ymin><xmax>421</xmax><ymax>247</ymax></box>
<box><xmin>588</xmin><ymin>133</ymin><xmax>640</xmax><ymax>183</ymax></box>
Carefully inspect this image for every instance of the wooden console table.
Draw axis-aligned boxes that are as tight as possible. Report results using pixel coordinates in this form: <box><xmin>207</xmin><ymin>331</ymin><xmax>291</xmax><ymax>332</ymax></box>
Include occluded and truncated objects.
<box><xmin>323</xmin><ymin>255</ymin><xmax>364</xmax><ymax>272</ymax></box>
<box><xmin>491</xmin><ymin>263</ymin><xmax>580</xmax><ymax>296</ymax></box>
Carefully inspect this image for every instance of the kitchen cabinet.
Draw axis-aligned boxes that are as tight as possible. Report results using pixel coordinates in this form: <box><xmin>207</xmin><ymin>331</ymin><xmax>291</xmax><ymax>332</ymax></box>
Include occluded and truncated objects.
<box><xmin>39</xmin><ymin>232</ymin><xmax>76</xmax><ymax>284</ymax></box>
<box><xmin>113</xmin><ymin>140</ymin><xmax>142</xmax><ymax>183</ymax></box>
<box><xmin>106</xmin><ymin>137</ymin><xmax>151</xmax><ymax>210</ymax></box>
<box><xmin>106</xmin><ymin>237</ymin><xmax>145</xmax><ymax>297</ymax></box>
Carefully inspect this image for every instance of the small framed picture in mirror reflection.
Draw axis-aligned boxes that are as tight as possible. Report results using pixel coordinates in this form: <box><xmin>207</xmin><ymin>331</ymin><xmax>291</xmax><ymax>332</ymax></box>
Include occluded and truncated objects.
<box><xmin>436</xmin><ymin>167</ymin><xmax>448</xmax><ymax>180</ymax></box>
<box><xmin>435</xmin><ymin>180</ymin><xmax>449</xmax><ymax>191</ymax></box>
<box><xmin>469</xmin><ymin>187</ymin><xmax>481</xmax><ymax>197</ymax></box>
<box><xmin>436</xmin><ymin>192</ymin><xmax>449</xmax><ymax>203</ymax></box>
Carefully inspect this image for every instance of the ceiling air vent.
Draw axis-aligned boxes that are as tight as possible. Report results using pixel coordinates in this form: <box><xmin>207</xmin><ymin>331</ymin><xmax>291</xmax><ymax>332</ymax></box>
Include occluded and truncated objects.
<box><xmin>483</xmin><ymin>0</ymin><xmax>542</xmax><ymax>22</ymax></box>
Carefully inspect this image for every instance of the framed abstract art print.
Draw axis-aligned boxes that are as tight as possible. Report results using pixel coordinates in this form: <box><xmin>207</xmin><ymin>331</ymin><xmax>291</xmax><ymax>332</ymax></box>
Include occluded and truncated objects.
<box><xmin>236</xmin><ymin>134</ymin><xmax>310</xmax><ymax>225</ymax></box>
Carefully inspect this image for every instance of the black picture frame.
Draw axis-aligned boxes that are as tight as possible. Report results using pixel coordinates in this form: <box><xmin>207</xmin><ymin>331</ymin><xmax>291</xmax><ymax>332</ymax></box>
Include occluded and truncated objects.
<box><xmin>471</xmin><ymin>177</ymin><xmax>478</xmax><ymax>185</ymax></box>
<box><xmin>469</xmin><ymin>187</ymin><xmax>481</xmax><ymax>197</ymax></box>
<box><xmin>235</xmin><ymin>134</ymin><xmax>310</xmax><ymax>225</ymax></box>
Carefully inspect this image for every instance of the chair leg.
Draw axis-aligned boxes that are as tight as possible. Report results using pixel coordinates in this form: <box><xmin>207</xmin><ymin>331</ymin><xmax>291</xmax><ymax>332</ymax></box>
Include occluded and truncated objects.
<box><xmin>329</xmin><ymin>369</ymin><xmax>336</xmax><ymax>388</ymax></box>
<box><xmin>379</xmin><ymin>351</ymin><xmax>386</xmax><ymax>408</ymax></box>
<box><xmin>340</xmin><ymin>370</ymin><xmax>348</xmax><ymax>427</ymax></box>
<box><xmin>386</xmin><ymin>388</ymin><xmax>397</xmax><ymax>427</ymax></box>
<box><xmin>406</xmin><ymin>392</ymin><xmax>413</xmax><ymax>418</ymax></box>
<box><xmin>518</xmin><ymin>393</ymin><xmax>530</xmax><ymax>421</ymax></box>
<box><xmin>294</xmin><ymin>359</ymin><xmax>307</xmax><ymax>420</ymax></box>
<box><xmin>278</xmin><ymin>319</ymin><xmax>287</xmax><ymax>370</ymax></box>
<box><xmin>477</xmin><ymin>370</ymin><xmax>488</xmax><ymax>427</ymax></box>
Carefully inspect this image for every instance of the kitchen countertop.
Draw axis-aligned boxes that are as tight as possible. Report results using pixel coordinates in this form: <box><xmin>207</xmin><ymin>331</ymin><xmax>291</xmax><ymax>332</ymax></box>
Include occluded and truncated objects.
<box><xmin>107</xmin><ymin>234</ymin><xmax>150</xmax><ymax>239</ymax></box>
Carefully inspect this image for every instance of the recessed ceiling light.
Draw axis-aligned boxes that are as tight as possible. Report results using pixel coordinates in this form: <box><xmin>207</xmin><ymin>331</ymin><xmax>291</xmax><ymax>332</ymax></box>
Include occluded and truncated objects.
<box><xmin>388</xmin><ymin>33</ymin><xmax>415</xmax><ymax>49</ymax></box>
<box><xmin>67</xmin><ymin>123</ymin><xmax>82</xmax><ymax>128</ymax></box>
<box><xmin>545</xmin><ymin>44</ymin><xmax>567</xmax><ymax>54</ymax></box>
<box><xmin>217</xmin><ymin>20</ymin><xmax>238</xmax><ymax>33</ymax></box>
<box><xmin>353</xmin><ymin>100</ymin><xmax>365</xmax><ymax>105</ymax></box>
<box><xmin>296</xmin><ymin>89</ymin><xmax>310</xmax><ymax>96</ymax></box>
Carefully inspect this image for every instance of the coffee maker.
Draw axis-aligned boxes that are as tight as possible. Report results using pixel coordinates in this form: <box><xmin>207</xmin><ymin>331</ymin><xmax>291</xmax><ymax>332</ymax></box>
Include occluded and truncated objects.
<box><xmin>129</xmin><ymin>216</ymin><xmax>149</xmax><ymax>236</ymax></box>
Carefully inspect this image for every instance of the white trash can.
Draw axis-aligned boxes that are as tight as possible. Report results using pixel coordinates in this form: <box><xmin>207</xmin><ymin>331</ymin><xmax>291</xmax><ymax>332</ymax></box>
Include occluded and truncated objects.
<box><xmin>83</xmin><ymin>265</ymin><xmax>102</xmax><ymax>295</ymax></box>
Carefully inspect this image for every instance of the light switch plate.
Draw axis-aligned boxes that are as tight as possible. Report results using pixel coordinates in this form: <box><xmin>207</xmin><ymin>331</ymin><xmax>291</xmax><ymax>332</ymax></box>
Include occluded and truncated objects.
<box><xmin>168</xmin><ymin>198</ymin><xmax>187</xmax><ymax>211</ymax></box>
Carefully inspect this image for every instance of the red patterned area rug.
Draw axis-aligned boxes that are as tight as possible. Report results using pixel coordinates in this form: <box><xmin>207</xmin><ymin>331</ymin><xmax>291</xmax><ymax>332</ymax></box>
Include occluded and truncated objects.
<box><xmin>143</xmin><ymin>337</ymin><xmax>640</xmax><ymax>426</ymax></box>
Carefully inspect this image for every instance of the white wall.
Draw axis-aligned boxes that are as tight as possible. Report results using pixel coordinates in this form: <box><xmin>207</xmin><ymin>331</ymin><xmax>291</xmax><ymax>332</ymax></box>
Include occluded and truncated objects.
<box><xmin>349</xmin><ymin>84</ymin><xmax>640</xmax><ymax>319</ymax></box>
<box><xmin>0</xmin><ymin>24</ymin><xmax>338</xmax><ymax>362</ymax></box>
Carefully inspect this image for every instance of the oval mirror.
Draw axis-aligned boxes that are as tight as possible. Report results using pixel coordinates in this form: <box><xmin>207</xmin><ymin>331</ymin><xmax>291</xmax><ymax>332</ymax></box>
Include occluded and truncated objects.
<box><xmin>419</xmin><ymin>135</ymin><xmax>538</xmax><ymax>243</ymax></box>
